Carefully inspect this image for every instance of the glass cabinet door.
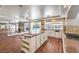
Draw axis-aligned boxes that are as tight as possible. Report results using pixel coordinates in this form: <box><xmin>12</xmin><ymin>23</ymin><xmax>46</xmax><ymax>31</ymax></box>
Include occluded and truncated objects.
<box><xmin>6</xmin><ymin>23</ymin><xmax>17</xmax><ymax>34</ymax></box>
<box><xmin>30</xmin><ymin>22</ymin><xmax>41</xmax><ymax>34</ymax></box>
<box><xmin>44</xmin><ymin>22</ymin><xmax>54</xmax><ymax>30</ymax></box>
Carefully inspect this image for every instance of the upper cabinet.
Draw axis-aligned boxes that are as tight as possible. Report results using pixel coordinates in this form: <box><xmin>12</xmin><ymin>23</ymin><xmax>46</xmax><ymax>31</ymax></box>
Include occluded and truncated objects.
<box><xmin>0</xmin><ymin>23</ymin><xmax>8</xmax><ymax>33</ymax></box>
<box><xmin>30</xmin><ymin>22</ymin><xmax>41</xmax><ymax>34</ymax></box>
<box><xmin>44</xmin><ymin>21</ymin><xmax>54</xmax><ymax>30</ymax></box>
<box><xmin>44</xmin><ymin>21</ymin><xmax>63</xmax><ymax>30</ymax></box>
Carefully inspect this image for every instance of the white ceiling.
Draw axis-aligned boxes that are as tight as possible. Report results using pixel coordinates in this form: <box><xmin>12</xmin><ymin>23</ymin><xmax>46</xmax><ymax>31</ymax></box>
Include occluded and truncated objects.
<box><xmin>0</xmin><ymin>5</ymin><xmax>30</xmax><ymax>20</ymax></box>
<box><xmin>67</xmin><ymin>5</ymin><xmax>79</xmax><ymax>19</ymax></box>
<box><xmin>0</xmin><ymin>5</ymin><xmax>65</xmax><ymax>23</ymax></box>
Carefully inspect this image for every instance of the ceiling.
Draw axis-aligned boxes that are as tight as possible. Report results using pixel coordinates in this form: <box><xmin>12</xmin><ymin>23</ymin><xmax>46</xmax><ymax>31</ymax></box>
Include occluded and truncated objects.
<box><xmin>0</xmin><ymin>5</ymin><xmax>68</xmax><ymax>23</ymax></box>
<box><xmin>0</xmin><ymin>5</ymin><xmax>30</xmax><ymax>21</ymax></box>
<box><xmin>67</xmin><ymin>5</ymin><xmax>79</xmax><ymax>19</ymax></box>
<box><xmin>0</xmin><ymin>5</ymin><xmax>78</xmax><ymax>22</ymax></box>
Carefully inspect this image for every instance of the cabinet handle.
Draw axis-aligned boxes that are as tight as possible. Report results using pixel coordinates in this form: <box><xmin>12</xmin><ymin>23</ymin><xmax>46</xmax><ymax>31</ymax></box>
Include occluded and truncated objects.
<box><xmin>21</xmin><ymin>39</ymin><xmax>29</xmax><ymax>45</ymax></box>
<box><xmin>22</xmin><ymin>43</ymin><xmax>30</xmax><ymax>50</ymax></box>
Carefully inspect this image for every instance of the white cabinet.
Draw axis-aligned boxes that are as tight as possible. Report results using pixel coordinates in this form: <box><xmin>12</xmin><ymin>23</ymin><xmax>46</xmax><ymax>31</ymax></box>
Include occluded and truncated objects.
<box><xmin>29</xmin><ymin>36</ymin><xmax>37</xmax><ymax>52</ymax></box>
<box><xmin>40</xmin><ymin>33</ymin><xmax>45</xmax><ymax>45</ymax></box>
<box><xmin>21</xmin><ymin>36</ymin><xmax>37</xmax><ymax>53</ymax></box>
<box><xmin>50</xmin><ymin>30</ymin><xmax>55</xmax><ymax>37</ymax></box>
<box><xmin>45</xmin><ymin>30</ymin><xmax>62</xmax><ymax>38</ymax></box>
<box><xmin>36</xmin><ymin>35</ymin><xmax>41</xmax><ymax>49</ymax></box>
<box><xmin>21</xmin><ymin>32</ymin><xmax>48</xmax><ymax>53</ymax></box>
<box><xmin>55</xmin><ymin>31</ymin><xmax>62</xmax><ymax>38</ymax></box>
<box><xmin>40</xmin><ymin>32</ymin><xmax>48</xmax><ymax>45</ymax></box>
<box><xmin>45</xmin><ymin>30</ymin><xmax>51</xmax><ymax>36</ymax></box>
<box><xmin>36</xmin><ymin>33</ymin><xmax>48</xmax><ymax>49</ymax></box>
<box><xmin>20</xmin><ymin>36</ymin><xmax>30</xmax><ymax>53</ymax></box>
<box><xmin>45</xmin><ymin>32</ymin><xmax>48</xmax><ymax>41</ymax></box>
<box><xmin>43</xmin><ymin>33</ymin><xmax>48</xmax><ymax>43</ymax></box>
<box><xmin>45</xmin><ymin>30</ymin><xmax>54</xmax><ymax>37</ymax></box>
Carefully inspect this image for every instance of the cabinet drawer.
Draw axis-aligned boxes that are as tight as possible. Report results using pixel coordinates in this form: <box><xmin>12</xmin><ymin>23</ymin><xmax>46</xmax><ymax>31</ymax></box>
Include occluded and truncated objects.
<box><xmin>21</xmin><ymin>38</ymin><xmax>29</xmax><ymax>45</ymax></box>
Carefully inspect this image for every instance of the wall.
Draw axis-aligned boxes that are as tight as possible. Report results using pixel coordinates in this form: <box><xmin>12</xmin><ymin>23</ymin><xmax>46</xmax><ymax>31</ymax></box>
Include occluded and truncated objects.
<box><xmin>61</xmin><ymin>5</ymin><xmax>70</xmax><ymax>17</ymax></box>
<box><xmin>67</xmin><ymin>5</ymin><xmax>79</xmax><ymax>26</ymax></box>
<box><xmin>66</xmin><ymin>6</ymin><xmax>79</xmax><ymax>34</ymax></box>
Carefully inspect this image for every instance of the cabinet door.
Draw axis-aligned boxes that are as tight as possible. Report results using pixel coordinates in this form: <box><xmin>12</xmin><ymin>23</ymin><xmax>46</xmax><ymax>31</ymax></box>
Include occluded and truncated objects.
<box><xmin>46</xmin><ymin>30</ymin><xmax>54</xmax><ymax>37</ymax></box>
<box><xmin>30</xmin><ymin>36</ymin><xmax>37</xmax><ymax>52</ymax></box>
<box><xmin>46</xmin><ymin>30</ymin><xmax>50</xmax><ymax>36</ymax></box>
<box><xmin>45</xmin><ymin>32</ymin><xmax>48</xmax><ymax>41</ymax></box>
<box><xmin>36</xmin><ymin>35</ymin><xmax>41</xmax><ymax>49</ymax></box>
<box><xmin>55</xmin><ymin>31</ymin><xmax>62</xmax><ymax>38</ymax></box>
<box><xmin>43</xmin><ymin>33</ymin><xmax>48</xmax><ymax>43</ymax></box>
<box><xmin>40</xmin><ymin>33</ymin><xmax>47</xmax><ymax>45</ymax></box>
<box><xmin>49</xmin><ymin>30</ymin><xmax>52</xmax><ymax>36</ymax></box>
<box><xmin>45</xmin><ymin>31</ymin><xmax>48</xmax><ymax>37</ymax></box>
<box><xmin>50</xmin><ymin>30</ymin><xmax>55</xmax><ymax>37</ymax></box>
<box><xmin>40</xmin><ymin>33</ymin><xmax>44</xmax><ymax>45</ymax></box>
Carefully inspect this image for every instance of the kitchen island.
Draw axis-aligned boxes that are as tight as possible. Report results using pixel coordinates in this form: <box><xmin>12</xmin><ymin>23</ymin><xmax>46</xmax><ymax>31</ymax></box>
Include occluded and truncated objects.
<box><xmin>20</xmin><ymin>32</ymin><xmax>48</xmax><ymax>53</ymax></box>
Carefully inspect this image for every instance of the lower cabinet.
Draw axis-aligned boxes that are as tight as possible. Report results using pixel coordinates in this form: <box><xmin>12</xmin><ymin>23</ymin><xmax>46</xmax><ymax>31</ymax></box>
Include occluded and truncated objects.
<box><xmin>44</xmin><ymin>32</ymin><xmax>48</xmax><ymax>42</ymax></box>
<box><xmin>40</xmin><ymin>33</ymin><xmax>47</xmax><ymax>45</ymax></box>
<box><xmin>21</xmin><ymin>32</ymin><xmax>48</xmax><ymax>53</ymax></box>
<box><xmin>29</xmin><ymin>36</ymin><xmax>37</xmax><ymax>52</ymax></box>
<box><xmin>20</xmin><ymin>36</ymin><xmax>30</xmax><ymax>53</ymax></box>
<box><xmin>45</xmin><ymin>30</ymin><xmax>62</xmax><ymax>39</ymax></box>
<box><xmin>36</xmin><ymin>35</ymin><xmax>41</xmax><ymax>49</ymax></box>
<box><xmin>55</xmin><ymin>31</ymin><xmax>62</xmax><ymax>38</ymax></box>
<box><xmin>45</xmin><ymin>30</ymin><xmax>55</xmax><ymax>37</ymax></box>
<box><xmin>40</xmin><ymin>33</ymin><xmax>44</xmax><ymax>45</ymax></box>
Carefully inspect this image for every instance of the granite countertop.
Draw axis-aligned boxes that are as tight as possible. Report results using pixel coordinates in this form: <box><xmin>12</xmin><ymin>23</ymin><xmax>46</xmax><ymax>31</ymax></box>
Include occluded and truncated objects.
<box><xmin>22</xmin><ymin>32</ymin><xmax>44</xmax><ymax>38</ymax></box>
<box><xmin>8</xmin><ymin>31</ymin><xmax>45</xmax><ymax>38</ymax></box>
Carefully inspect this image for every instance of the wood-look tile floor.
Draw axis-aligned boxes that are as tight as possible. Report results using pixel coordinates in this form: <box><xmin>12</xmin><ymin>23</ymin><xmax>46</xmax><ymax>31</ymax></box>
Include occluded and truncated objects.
<box><xmin>0</xmin><ymin>33</ymin><xmax>22</xmax><ymax>53</ymax></box>
<box><xmin>36</xmin><ymin>37</ymin><xmax>63</xmax><ymax>53</ymax></box>
<box><xmin>64</xmin><ymin>39</ymin><xmax>79</xmax><ymax>53</ymax></box>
